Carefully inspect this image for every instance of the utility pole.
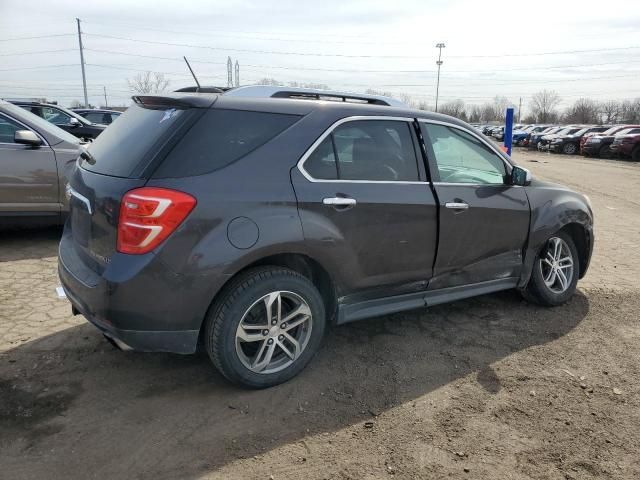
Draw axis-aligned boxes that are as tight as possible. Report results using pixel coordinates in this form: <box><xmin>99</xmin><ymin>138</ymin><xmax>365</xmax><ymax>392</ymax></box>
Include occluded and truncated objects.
<box><xmin>76</xmin><ymin>18</ymin><xmax>89</xmax><ymax>108</ymax></box>
<box><xmin>435</xmin><ymin>42</ymin><xmax>445</xmax><ymax>113</ymax></box>
<box><xmin>103</xmin><ymin>86</ymin><xmax>108</xmax><ymax>108</ymax></box>
<box><xmin>518</xmin><ymin>97</ymin><xmax>522</xmax><ymax>123</ymax></box>
<box><xmin>234</xmin><ymin>60</ymin><xmax>240</xmax><ymax>87</ymax></box>
<box><xmin>227</xmin><ymin>57</ymin><xmax>233</xmax><ymax>88</ymax></box>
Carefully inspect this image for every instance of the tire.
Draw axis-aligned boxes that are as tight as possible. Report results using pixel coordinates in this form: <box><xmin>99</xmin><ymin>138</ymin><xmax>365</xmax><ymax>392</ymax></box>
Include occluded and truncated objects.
<box><xmin>562</xmin><ymin>143</ymin><xmax>578</xmax><ymax>155</ymax></box>
<box><xmin>204</xmin><ymin>267</ymin><xmax>326</xmax><ymax>388</ymax></box>
<box><xmin>598</xmin><ymin>144</ymin><xmax>612</xmax><ymax>159</ymax></box>
<box><xmin>523</xmin><ymin>231</ymin><xmax>580</xmax><ymax>307</ymax></box>
<box><xmin>632</xmin><ymin>146</ymin><xmax>640</xmax><ymax>162</ymax></box>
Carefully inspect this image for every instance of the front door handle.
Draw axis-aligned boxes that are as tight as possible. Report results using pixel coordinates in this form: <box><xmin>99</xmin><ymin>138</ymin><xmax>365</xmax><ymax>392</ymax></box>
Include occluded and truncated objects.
<box><xmin>445</xmin><ymin>201</ymin><xmax>469</xmax><ymax>210</ymax></box>
<box><xmin>323</xmin><ymin>197</ymin><xmax>356</xmax><ymax>208</ymax></box>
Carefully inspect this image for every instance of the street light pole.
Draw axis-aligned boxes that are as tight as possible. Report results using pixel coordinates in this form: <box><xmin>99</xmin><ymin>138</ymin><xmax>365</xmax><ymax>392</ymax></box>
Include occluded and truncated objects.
<box><xmin>435</xmin><ymin>42</ymin><xmax>445</xmax><ymax>113</ymax></box>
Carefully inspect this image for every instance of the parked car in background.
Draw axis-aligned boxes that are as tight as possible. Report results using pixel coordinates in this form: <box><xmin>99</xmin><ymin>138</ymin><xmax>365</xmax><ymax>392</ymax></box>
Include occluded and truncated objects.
<box><xmin>7</xmin><ymin>100</ymin><xmax>106</xmax><ymax>140</ymax></box>
<box><xmin>492</xmin><ymin>126</ymin><xmax>505</xmax><ymax>141</ymax></box>
<box><xmin>0</xmin><ymin>99</ymin><xmax>80</xmax><ymax>226</ymax></box>
<box><xmin>549</xmin><ymin>126</ymin><xmax>610</xmax><ymax>155</ymax></box>
<box><xmin>58</xmin><ymin>86</ymin><xmax>593</xmax><ymax>388</ymax></box>
<box><xmin>610</xmin><ymin>131</ymin><xmax>640</xmax><ymax>160</ymax></box>
<box><xmin>538</xmin><ymin>126</ymin><xmax>583</xmax><ymax>152</ymax></box>
<box><xmin>528</xmin><ymin>126</ymin><xmax>561</xmax><ymax>150</ymax></box>
<box><xmin>582</xmin><ymin>126</ymin><xmax>640</xmax><ymax>158</ymax></box>
<box><xmin>72</xmin><ymin>109</ymin><xmax>122</xmax><ymax>125</ymax></box>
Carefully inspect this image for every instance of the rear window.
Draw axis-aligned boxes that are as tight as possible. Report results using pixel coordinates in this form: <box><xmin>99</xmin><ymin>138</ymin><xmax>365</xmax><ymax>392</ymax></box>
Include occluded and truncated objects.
<box><xmin>152</xmin><ymin>109</ymin><xmax>301</xmax><ymax>178</ymax></box>
<box><xmin>81</xmin><ymin>103</ymin><xmax>192</xmax><ymax>177</ymax></box>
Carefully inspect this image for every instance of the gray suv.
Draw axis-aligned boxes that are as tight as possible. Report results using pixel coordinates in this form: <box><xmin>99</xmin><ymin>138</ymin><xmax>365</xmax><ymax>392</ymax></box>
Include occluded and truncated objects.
<box><xmin>0</xmin><ymin>99</ymin><xmax>80</xmax><ymax>226</ymax></box>
<box><xmin>58</xmin><ymin>87</ymin><xmax>594</xmax><ymax>388</ymax></box>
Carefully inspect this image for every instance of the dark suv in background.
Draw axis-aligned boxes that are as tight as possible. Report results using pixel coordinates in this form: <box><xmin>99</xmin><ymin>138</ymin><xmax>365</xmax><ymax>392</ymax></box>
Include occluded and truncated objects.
<box><xmin>59</xmin><ymin>86</ymin><xmax>594</xmax><ymax>388</ymax></box>
<box><xmin>72</xmin><ymin>108</ymin><xmax>122</xmax><ymax>125</ymax></box>
<box><xmin>8</xmin><ymin>100</ymin><xmax>106</xmax><ymax>140</ymax></box>
<box><xmin>548</xmin><ymin>126</ymin><xmax>610</xmax><ymax>155</ymax></box>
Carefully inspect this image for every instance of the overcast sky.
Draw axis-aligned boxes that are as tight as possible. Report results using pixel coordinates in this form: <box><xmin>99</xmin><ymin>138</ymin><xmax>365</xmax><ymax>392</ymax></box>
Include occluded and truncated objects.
<box><xmin>1</xmin><ymin>0</ymin><xmax>639</xmax><ymax>111</ymax></box>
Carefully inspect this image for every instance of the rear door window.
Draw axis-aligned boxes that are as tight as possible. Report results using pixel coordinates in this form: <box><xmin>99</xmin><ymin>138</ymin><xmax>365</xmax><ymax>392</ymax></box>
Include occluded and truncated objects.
<box><xmin>303</xmin><ymin>120</ymin><xmax>420</xmax><ymax>182</ymax></box>
<box><xmin>153</xmin><ymin>109</ymin><xmax>301</xmax><ymax>178</ymax></box>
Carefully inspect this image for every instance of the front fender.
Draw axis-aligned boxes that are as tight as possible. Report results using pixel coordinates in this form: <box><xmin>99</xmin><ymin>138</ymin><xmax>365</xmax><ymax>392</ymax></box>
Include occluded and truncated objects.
<box><xmin>519</xmin><ymin>180</ymin><xmax>593</xmax><ymax>288</ymax></box>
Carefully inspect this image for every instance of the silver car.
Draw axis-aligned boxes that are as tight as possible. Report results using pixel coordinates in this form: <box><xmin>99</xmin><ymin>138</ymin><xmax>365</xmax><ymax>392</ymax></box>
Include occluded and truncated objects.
<box><xmin>0</xmin><ymin>99</ymin><xmax>80</xmax><ymax>226</ymax></box>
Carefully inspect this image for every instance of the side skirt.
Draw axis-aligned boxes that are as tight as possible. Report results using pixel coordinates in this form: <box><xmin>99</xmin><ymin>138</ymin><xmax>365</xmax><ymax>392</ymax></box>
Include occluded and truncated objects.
<box><xmin>336</xmin><ymin>277</ymin><xmax>518</xmax><ymax>325</ymax></box>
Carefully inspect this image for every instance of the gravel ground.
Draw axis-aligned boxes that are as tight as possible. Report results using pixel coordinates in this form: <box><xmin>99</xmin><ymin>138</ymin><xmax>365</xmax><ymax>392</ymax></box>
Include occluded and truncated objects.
<box><xmin>1</xmin><ymin>149</ymin><xmax>639</xmax><ymax>479</ymax></box>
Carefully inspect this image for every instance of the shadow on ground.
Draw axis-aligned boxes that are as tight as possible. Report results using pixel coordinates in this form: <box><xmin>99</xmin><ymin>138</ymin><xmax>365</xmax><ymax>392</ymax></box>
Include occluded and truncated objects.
<box><xmin>0</xmin><ymin>226</ymin><xmax>62</xmax><ymax>262</ymax></box>
<box><xmin>0</xmin><ymin>289</ymin><xmax>589</xmax><ymax>479</ymax></box>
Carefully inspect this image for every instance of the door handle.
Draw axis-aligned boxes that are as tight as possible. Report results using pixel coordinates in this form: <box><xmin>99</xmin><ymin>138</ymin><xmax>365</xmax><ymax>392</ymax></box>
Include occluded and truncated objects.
<box><xmin>323</xmin><ymin>197</ymin><xmax>356</xmax><ymax>207</ymax></box>
<box><xmin>445</xmin><ymin>202</ymin><xmax>469</xmax><ymax>210</ymax></box>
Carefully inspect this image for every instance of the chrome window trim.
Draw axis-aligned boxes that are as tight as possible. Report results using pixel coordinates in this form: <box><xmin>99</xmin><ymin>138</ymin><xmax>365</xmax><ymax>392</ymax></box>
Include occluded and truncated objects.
<box><xmin>417</xmin><ymin>118</ymin><xmax>514</xmax><ymax>171</ymax></box>
<box><xmin>0</xmin><ymin>112</ymin><xmax>49</xmax><ymax>147</ymax></box>
<box><xmin>296</xmin><ymin>115</ymin><xmax>427</xmax><ymax>184</ymax></box>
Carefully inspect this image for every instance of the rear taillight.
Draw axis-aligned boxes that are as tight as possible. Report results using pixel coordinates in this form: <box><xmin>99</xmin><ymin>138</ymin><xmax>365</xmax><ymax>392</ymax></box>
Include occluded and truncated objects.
<box><xmin>117</xmin><ymin>187</ymin><xmax>196</xmax><ymax>255</ymax></box>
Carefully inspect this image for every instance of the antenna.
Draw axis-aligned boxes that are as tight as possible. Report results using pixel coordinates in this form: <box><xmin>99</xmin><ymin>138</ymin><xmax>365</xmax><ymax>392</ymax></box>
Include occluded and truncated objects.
<box><xmin>183</xmin><ymin>56</ymin><xmax>201</xmax><ymax>91</ymax></box>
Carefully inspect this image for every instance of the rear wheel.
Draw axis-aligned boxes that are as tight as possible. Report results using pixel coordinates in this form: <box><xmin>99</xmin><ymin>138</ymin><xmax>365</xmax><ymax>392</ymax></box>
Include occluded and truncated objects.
<box><xmin>562</xmin><ymin>143</ymin><xmax>578</xmax><ymax>155</ymax></box>
<box><xmin>523</xmin><ymin>231</ymin><xmax>579</xmax><ymax>307</ymax></box>
<box><xmin>204</xmin><ymin>267</ymin><xmax>326</xmax><ymax>388</ymax></box>
<box><xmin>632</xmin><ymin>146</ymin><xmax>640</xmax><ymax>162</ymax></box>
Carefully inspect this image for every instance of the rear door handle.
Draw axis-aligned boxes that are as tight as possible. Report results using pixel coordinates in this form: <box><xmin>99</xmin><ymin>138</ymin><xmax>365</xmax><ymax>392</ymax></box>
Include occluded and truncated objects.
<box><xmin>445</xmin><ymin>202</ymin><xmax>469</xmax><ymax>210</ymax></box>
<box><xmin>323</xmin><ymin>197</ymin><xmax>356</xmax><ymax>208</ymax></box>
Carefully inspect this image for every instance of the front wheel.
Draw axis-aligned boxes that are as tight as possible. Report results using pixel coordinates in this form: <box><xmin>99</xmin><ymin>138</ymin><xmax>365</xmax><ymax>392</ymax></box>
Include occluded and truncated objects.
<box><xmin>598</xmin><ymin>144</ymin><xmax>612</xmax><ymax>159</ymax></box>
<box><xmin>523</xmin><ymin>232</ymin><xmax>580</xmax><ymax>307</ymax></box>
<box><xmin>562</xmin><ymin>143</ymin><xmax>578</xmax><ymax>155</ymax></box>
<box><xmin>204</xmin><ymin>267</ymin><xmax>326</xmax><ymax>388</ymax></box>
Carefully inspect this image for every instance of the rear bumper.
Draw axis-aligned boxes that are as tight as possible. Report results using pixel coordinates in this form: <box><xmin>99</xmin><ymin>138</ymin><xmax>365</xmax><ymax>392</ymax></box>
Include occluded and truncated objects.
<box><xmin>58</xmin><ymin>226</ymin><xmax>208</xmax><ymax>354</ymax></box>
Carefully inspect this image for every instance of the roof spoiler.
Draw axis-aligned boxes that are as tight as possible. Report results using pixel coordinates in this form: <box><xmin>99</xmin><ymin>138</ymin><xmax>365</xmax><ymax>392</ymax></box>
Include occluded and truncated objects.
<box><xmin>132</xmin><ymin>96</ymin><xmax>193</xmax><ymax>109</ymax></box>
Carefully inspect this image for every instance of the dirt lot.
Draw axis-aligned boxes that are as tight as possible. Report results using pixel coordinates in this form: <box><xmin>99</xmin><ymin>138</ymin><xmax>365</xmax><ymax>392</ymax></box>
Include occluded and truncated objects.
<box><xmin>1</xmin><ymin>149</ymin><xmax>639</xmax><ymax>480</ymax></box>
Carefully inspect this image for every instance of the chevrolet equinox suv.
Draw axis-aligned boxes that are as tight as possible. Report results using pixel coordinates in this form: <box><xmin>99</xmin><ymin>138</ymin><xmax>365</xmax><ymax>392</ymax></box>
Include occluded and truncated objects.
<box><xmin>59</xmin><ymin>86</ymin><xmax>594</xmax><ymax>388</ymax></box>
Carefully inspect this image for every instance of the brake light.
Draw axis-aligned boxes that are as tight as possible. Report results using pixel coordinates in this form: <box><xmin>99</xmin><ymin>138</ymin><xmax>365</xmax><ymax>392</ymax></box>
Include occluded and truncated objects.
<box><xmin>117</xmin><ymin>187</ymin><xmax>196</xmax><ymax>255</ymax></box>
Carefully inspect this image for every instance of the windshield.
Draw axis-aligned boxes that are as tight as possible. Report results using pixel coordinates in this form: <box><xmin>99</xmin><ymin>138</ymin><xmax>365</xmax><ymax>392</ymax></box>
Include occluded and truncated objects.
<box><xmin>1</xmin><ymin>101</ymin><xmax>80</xmax><ymax>144</ymax></box>
<box><xmin>616</xmin><ymin>128</ymin><xmax>639</xmax><ymax>135</ymax></box>
<box><xmin>573</xmin><ymin>128</ymin><xmax>589</xmax><ymax>136</ymax></box>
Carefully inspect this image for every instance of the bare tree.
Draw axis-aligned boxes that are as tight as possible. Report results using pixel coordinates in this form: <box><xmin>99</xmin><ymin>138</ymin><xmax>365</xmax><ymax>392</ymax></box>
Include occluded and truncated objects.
<box><xmin>439</xmin><ymin>99</ymin><xmax>466</xmax><ymax>119</ymax></box>
<box><xmin>127</xmin><ymin>72</ymin><xmax>170</xmax><ymax>94</ymax></box>
<box><xmin>69</xmin><ymin>99</ymin><xmax>83</xmax><ymax>108</ymax></box>
<box><xmin>529</xmin><ymin>90</ymin><xmax>561</xmax><ymax>123</ymax></box>
<box><xmin>600</xmin><ymin>100</ymin><xmax>621</xmax><ymax>124</ymax></box>
<box><xmin>563</xmin><ymin>98</ymin><xmax>600</xmax><ymax>124</ymax></box>
<box><xmin>620</xmin><ymin>98</ymin><xmax>640</xmax><ymax>123</ymax></box>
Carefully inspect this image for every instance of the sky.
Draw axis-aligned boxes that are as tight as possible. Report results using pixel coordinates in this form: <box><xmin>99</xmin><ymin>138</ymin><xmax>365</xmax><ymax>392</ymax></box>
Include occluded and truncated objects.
<box><xmin>1</xmin><ymin>0</ymin><xmax>639</xmax><ymax>112</ymax></box>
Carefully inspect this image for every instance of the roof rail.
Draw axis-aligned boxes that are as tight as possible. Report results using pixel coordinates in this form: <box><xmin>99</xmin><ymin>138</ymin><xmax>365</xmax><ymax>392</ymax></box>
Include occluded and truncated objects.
<box><xmin>223</xmin><ymin>86</ymin><xmax>407</xmax><ymax>108</ymax></box>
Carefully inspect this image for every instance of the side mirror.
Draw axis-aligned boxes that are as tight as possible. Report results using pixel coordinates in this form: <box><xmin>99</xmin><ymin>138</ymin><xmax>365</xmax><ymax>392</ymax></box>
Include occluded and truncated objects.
<box><xmin>511</xmin><ymin>166</ymin><xmax>532</xmax><ymax>186</ymax></box>
<box><xmin>14</xmin><ymin>130</ymin><xmax>42</xmax><ymax>147</ymax></box>
<box><xmin>69</xmin><ymin>117</ymin><xmax>80</xmax><ymax>127</ymax></box>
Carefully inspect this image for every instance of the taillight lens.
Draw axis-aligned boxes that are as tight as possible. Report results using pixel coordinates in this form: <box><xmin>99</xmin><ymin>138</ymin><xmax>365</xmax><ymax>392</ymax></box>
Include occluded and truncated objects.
<box><xmin>117</xmin><ymin>187</ymin><xmax>196</xmax><ymax>255</ymax></box>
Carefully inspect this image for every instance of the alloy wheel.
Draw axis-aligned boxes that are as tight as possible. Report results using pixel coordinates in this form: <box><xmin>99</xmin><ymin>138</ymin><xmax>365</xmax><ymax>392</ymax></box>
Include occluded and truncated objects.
<box><xmin>235</xmin><ymin>291</ymin><xmax>313</xmax><ymax>374</ymax></box>
<box><xmin>539</xmin><ymin>237</ymin><xmax>575</xmax><ymax>294</ymax></box>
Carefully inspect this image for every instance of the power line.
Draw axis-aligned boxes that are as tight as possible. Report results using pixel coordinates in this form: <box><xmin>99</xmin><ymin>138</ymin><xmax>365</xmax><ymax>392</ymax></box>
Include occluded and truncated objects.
<box><xmin>82</xmin><ymin>19</ymin><xmax>408</xmax><ymax>46</ymax></box>
<box><xmin>0</xmin><ymin>49</ymin><xmax>77</xmax><ymax>57</ymax></box>
<box><xmin>448</xmin><ymin>46</ymin><xmax>640</xmax><ymax>59</ymax></box>
<box><xmin>83</xmin><ymin>32</ymin><xmax>640</xmax><ymax>60</ymax></box>
<box><xmin>0</xmin><ymin>64</ymin><xmax>78</xmax><ymax>72</ymax></box>
<box><xmin>83</xmin><ymin>47</ymin><xmax>640</xmax><ymax>75</ymax></box>
<box><xmin>0</xmin><ymin>33</ymin><xmax>75</xmax><ymax>42</ymax></box>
